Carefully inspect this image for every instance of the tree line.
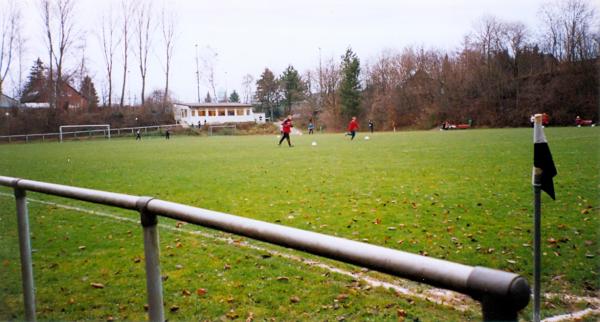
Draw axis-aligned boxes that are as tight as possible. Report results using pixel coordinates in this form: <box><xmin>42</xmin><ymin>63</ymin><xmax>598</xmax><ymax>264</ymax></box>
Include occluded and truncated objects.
<box><xmin>253</xmin><ymin>0</ymin><xmax>598</xmax><ymax>130</ymax></box>
<box><xmin>1</xmin><ymin>0</ymin><xmax>598</xmax><ymax>135</ymax></box>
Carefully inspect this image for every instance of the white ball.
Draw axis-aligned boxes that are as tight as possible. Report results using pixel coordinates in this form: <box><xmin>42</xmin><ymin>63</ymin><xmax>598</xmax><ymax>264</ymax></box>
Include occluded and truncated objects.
<box><xmin>311</xmin><ymin>141</ymin><xmax>317</xmax><ymax>146</ymax></box>
<box><xmin>364</xmin><ymin>136</ymin><xmax>370</xmax><ymax>140</ymax></box>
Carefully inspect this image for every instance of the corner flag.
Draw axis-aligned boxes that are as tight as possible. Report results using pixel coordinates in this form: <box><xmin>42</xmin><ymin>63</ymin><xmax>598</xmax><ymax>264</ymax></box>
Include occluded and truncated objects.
<box><xmin>533</xmin><ymin>114</ymin><xmax>557</xmax><ymax>200</ymax></box>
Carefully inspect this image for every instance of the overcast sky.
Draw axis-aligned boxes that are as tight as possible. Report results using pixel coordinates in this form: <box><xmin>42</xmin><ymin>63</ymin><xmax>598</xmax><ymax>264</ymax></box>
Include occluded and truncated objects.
<box><xmin>8</xmin><ymin>0</ymin><xmax>587</xmax><ymax>104</ymax></box>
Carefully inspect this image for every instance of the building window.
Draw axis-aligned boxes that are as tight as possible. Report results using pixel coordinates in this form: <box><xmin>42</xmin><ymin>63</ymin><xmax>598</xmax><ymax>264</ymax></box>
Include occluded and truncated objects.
<box><xmin>208</xmin><ymin>110</ymin><xmax>216</xmax><ymax>116</ymax></box>
<box><xmin>199</xmin><ymin>110</ymin><xmax>206</xmax><ymax>116</ymax></box>
<box><xmin>183</xmin><ymin>110</ymin><xmax>188</xmax><ymax>117</ymax></box>
<box><xmin>246</xmin><ymin>109</ymin><xmax>251</xmax><ymax>115</ymax></box>
<box><xmin>218</xmin><ymin>109</ymin><xmax>226</xmax><ymax>116</ymax></box>
<box><xmin>227</xmin><ymin>109</ymin><xmax>235</xmax><ymax>116</ymax></box>
<box><xmin>236</xmin><ymin>109</ymin><xmax>243</xmax><ymax>116</ymax></box>
<box><xmin>191</xmin><ymin>110</ymin><xmax>196</xmax><ymax>116</ymax></box>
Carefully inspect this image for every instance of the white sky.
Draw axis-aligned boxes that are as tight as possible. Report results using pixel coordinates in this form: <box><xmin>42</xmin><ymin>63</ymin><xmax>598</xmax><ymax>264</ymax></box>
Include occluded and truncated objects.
<box><xmin>7</xmin><ymin>0</ymin><xmax>588</xmax><ymax>104</ymax></box>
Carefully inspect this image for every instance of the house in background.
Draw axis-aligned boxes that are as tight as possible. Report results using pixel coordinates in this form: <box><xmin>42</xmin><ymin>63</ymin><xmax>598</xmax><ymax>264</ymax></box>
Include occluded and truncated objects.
<box><xmin>0</xmin><ymin>94</ymin><xmax>19</xmax><ymax>109</ymax></box>
<box><xmin>20</xmin><ymin>80</ymin><xmax>88</xmax><ymax>109</ymax></box>
<box><xmin>173</xmin><ymin>102</ymin><xmax>266</xmax><ymax>126</ymax></box>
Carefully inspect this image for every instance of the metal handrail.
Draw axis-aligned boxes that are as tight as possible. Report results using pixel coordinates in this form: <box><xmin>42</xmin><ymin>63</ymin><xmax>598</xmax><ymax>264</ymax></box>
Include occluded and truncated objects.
<box><xmin>0</xmin><ymin>176</ymin><xmax>530</xmax><ymax>321</ymax></box>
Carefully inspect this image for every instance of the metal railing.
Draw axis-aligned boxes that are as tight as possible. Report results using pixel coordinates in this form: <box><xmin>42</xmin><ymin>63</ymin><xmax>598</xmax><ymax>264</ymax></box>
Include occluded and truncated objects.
<box><xmin>0</xmin><ymin>124</ymin><xmax>179</xmax><ymax>144</ymax></box>
<box><xmin>0</xmin><ymin>176</ymin><xmax>531</xmax><ymax>321</ymax></box>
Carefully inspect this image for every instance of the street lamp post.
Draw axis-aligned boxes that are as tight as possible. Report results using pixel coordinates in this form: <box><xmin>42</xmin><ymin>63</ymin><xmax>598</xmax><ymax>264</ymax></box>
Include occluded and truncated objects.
<box><xmin>5</xmin><ymin>112</ymin><xmax>10</xmax><ymax>136</ymax></box>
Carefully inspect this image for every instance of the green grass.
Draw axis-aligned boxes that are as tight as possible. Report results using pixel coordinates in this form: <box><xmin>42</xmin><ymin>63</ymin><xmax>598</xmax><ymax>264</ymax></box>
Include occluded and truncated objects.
<box><xmin>0</xmin><ymin>127</ymin><xmax>598</xmax><ymax>321</ymax></box>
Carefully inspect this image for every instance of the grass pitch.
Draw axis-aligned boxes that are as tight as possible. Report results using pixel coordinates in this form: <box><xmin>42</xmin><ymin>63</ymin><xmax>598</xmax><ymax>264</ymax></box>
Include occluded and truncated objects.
<box><xmin>0</xmin><ymin>127</ymin><xmax>598</xmax><ymax>321</ymax></box>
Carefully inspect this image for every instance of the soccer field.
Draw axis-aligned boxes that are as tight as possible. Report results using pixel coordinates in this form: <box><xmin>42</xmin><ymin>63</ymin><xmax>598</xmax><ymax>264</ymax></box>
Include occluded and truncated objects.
<box><xmin>1</xmin><ymin>128</ymin><xmax>598</xmax><ymax>320</ymax></box>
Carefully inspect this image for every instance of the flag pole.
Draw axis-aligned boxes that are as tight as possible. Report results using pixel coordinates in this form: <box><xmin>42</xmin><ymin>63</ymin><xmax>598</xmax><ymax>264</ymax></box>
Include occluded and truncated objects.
<box><xmin>532</xmin><ymin>114</ymin><xmax>543</xmax><ymax>322</ymax></box>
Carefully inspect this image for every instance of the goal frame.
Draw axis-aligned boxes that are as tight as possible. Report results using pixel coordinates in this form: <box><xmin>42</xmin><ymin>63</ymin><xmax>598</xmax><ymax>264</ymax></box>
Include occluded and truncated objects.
<box><xmin>59</xmin><ymin>124</ymin><xmax>111</xmax><ymax>142</ymax></box>
<box><xmin>208</xmin><ymin>124</ymin><xmax>236</xmax><ymax>136</ymax></box>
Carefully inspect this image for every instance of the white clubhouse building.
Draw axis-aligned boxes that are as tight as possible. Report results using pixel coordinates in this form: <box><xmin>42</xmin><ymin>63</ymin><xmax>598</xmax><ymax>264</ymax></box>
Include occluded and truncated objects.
<box><xmin>173</xmin><ymin>102</ymin><xmax>266</xmax><ymax>127</ymax></box>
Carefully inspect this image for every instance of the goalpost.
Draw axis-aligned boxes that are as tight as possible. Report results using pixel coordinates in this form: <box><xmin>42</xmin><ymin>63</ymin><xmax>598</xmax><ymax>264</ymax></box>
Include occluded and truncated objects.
<box><xmin>208</xmin><ymin>124</ymin><xmax>236</xmax><ymax>136</ymax></box>
<box><xmin>59</xmin><ymin>124</ymin><xmax>111</xmax><ymax>142</ymax></box>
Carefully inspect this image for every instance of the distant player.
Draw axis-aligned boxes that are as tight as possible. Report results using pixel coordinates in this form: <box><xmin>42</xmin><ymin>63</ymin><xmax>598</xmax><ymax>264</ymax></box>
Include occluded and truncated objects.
<box><xmin>368</xmin><ymin>120</ymin><xmax>374</xmax><ymax>133</ymax></box>
<box><xmin>135</xmin><ymin>129</ymin><xmax>141</xmax><ymax>140</ymax></box>
<box><xmin>278</xmin><ymin>115</ymin><xmax>294</xmax><ymax>147</ymax></box>
<box><xmin>308</xmin><ymin>119</ymin><xmax>315</xmax><ymax>134</ymax></box>
<box><xmin>346</xmin><ymin>116</ymin><xmax>359</xmax><ymax>140</ymax></box>
<box><xmin>165</xmin><ymin>129</ymin><xmax>170</xmax><ymax>139</ymax></box>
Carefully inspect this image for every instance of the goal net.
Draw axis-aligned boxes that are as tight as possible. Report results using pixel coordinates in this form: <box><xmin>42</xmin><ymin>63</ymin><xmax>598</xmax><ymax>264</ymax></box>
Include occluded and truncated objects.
<box><xmin>59</xmin><ymin>124</ymin><xmax>111</xmax><ymax>142</ymax></box>
<box><xmin>208</xmin><ymin>124</ymin><xmax>236</xmax><ymax>136</ymax></box>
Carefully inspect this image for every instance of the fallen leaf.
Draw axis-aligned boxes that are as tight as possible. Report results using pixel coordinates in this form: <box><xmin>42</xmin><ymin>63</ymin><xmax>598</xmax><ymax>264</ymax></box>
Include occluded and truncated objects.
<box><xmin>182</xmin><ymin>289</ymin><xmax>191</xmax><ymax>296</ymax></box>
<box><xmin>336</xmin><ymin>293</ymin><xmax>349</xmax><ymax>301</ymax></box>
<box><xmin>245</xmin><ymin>312</ymin><xmax>254</xmax><ymax>322</ymax></box>
<box><xmin>547</xmin><ymin>237</ymin><xmax>557</xmax><ymax>244</ymax></box>
<box><xmin>78</xmin><ymin>246</ymin><xmax>86</xmax><ymax>250</ymax></box>
<box><xmin>226</xmin><ymin>309</ymin><xmax>239</xmax><ymax>319</ymax></box>
<box><xmin>290</xmin><ymin>296</ymin><xmax>300</xmax><ymax>303</ymax></box>
<box><xmin>224</xmin><ymin>264</ymin><xmax>231</xmax><ymax>270</ymax></box>
<box><xmin>276</xmin><ymin>276</ymin><xmax>289</xmax><ymax>281</ymax></box>
<box><xmin>175</xmin><ymin>242</ymin><xmax>183</xmax><ymax>248</ymax></box>
<box><xmin>175</xmin><ymin>221</ymin><xmax>185</xmax><ymax>228</ymax></box>
<box><xmin>169</xmin><ymin>305</ymin><xmax>179</xmax><ymax>312</ymax></box>
<box><xmin>196</xmin><ymin>288</ymin><xmax>207</xmax><ymax>296</ymax></box>
<box><xmin>397</xmin><ymin>309</ymin><xmax>407</xmax><ymax>317</ymax></box>
<box><xmin>90</xmin><ymin>283</ymin><xmax>105</xmax><ymax>289</ymax></box>
<box><xmin>133</xmin><ymin>257</ymin><xmax>141</xmax><ymax>263</ymax></box>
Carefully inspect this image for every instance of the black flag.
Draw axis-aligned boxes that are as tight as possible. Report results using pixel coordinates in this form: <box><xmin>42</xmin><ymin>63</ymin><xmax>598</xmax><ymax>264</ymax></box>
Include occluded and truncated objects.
<box><xmin>533</xmin><ymin>118</ymin><xmax>557</xmax><ymax>199</ymax></box>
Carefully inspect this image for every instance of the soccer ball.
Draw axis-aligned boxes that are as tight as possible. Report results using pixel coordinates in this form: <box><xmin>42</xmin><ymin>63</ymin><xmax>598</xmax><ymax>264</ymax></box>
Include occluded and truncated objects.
<box><xmin>311</xmin><ymin>141</ymin><xmax>317</xmax><ymax>146</ymax></box>
<box><xmin>364</xmin><ymin>136</ymin><xmax>370</xmax><ymax>140</ymax></box>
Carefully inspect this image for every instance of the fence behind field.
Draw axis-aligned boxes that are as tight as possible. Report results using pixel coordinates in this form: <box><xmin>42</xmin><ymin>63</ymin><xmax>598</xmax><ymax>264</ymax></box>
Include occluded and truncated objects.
<box><xmin>0</xmin><ymin>124</ymin><xmax>179</xmax><ymax>144</ymax></box>
<box><xmin>0</xmin><ymin>176</ymin><xmax>530</xmax><ymax>321</ymax></box>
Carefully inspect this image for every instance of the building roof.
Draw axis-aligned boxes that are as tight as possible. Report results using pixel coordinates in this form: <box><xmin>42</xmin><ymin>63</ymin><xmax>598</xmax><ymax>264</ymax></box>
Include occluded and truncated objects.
<box><xmin>175</xmin><ymin>102</ymin><xmax>252</xmax><ymax>108</ymax></box>
<box><xmin>0</xmin><ymin>94</ymin><xmax>19</xmax><ymax>108</ymax></box>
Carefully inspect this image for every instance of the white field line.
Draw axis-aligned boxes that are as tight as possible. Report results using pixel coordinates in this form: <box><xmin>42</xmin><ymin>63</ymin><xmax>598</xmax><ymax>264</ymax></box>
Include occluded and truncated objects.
<box><xmin>1</xmin><ymin>192</ymin><xmax>598</xmax><ymax>317</ymax></box>
<box><xmin>542</xmin><ymin>308</ymin><xmax>600</xmax><ymax>322</ymax></box>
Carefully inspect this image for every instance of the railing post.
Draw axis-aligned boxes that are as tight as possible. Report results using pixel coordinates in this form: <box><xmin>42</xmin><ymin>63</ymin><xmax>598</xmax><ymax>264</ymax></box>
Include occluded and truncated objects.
<box><xmin>14</xmin><ymin>185</ymin><xmax>37</xmax><ymax>322</ymax></box>
<box><xmin>467</xmin><ymin>267</ymin><xmax>530</xmax><ymax>321</ymax></box>
<box><xmin>137</xmin><ymin>197</ymin><xmax>164</xmax><ymax>322</ymax></box>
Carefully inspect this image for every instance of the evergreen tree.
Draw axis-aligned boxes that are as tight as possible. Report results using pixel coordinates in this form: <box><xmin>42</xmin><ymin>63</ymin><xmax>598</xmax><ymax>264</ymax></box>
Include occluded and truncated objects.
<box><xmin>80</xmin><ymin>75</ymin><xmax>99</xmax><ymax>109</ymax></box>
<box><xmin>279</xmin><ymin>65</ymin><xmax>305</xmax><ymax>116</ymax></box>
<box><xmin>339</xmin><ymin>48</ymin><xmax>362</xmax><ymax>120</ymax></box>
<box><xmin>255</xmin><ymin>68</ymin><xmax>280</xmax><ymax>119</ymax></box>
<box><xmin>204</xmin><ymin>91</ymin><xmax>212</xmax><ymax>103</ymax></box>
<box><xmin>229</xmin><ymin>90</ymin><xmax>240</xmax><ymax>103</ymax></box>
<box><xmin>20</xmin><ymin>58</ymin><xmax>47</xmax><ymax>103</ymax></box>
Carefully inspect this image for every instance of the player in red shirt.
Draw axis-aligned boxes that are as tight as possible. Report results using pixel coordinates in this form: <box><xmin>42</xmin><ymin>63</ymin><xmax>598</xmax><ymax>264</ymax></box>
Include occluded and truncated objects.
<box><xmin>278</xmin><ymin>115</ymin><xmax>294</xmax><ymax>147</ymax></box>
<box><xmin>345</xmin><ymin>116</ymin><xmax>359</xmax><ymax>140</ymax></box>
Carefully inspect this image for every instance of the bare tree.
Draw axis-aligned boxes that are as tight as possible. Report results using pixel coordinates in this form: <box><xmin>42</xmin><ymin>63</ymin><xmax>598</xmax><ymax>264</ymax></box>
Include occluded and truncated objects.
<box><xmin>13</xmin><ymin>19</ymin><xmax>26</xmax><ymax>99</ymax></box>
<box><xmin>39</xmin><ymin>0</ymin><xmax>78</xmax><ymax>108</ymax></box>
<box><xmin>201</xmin><ymin>46</ymin><xmax>218</xmax><ymax>102</ymax></box>
<box><xmin>134</xmin><ymin>0</ymin><xmax>154</xmax><ymax>106</ymax></box>
<box><xmin>161</xmin><ymin>5</ymin><xmax>176</xmax><ymax>107</ymax></box>
<box><xmin>241</xmin><ymin>73</ymin><xmax>254</xmax><ymax>103</ymax></box>
<box><xmin>99</xmin><ymin>4</ymin><xmax>120</xmax><ymax>108</ymax></box>
<box><xmin>119</xmin><ymin>0</ymin><xmax>134</xmax><ymax>108</ymax></box>
<box><xmin>0</xmin><ymin>0</ymin><xmax>20</xmax><ymax>97</ymax></box>
<box><xmin>540</xmin><ymin>0</ymin><xmax>598</xmax><ymax>62</ymax></box>
<box><xmin>470</xmin><ymin>15</ymin><xmax>506</xmax><ymax>65</ymax></box>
